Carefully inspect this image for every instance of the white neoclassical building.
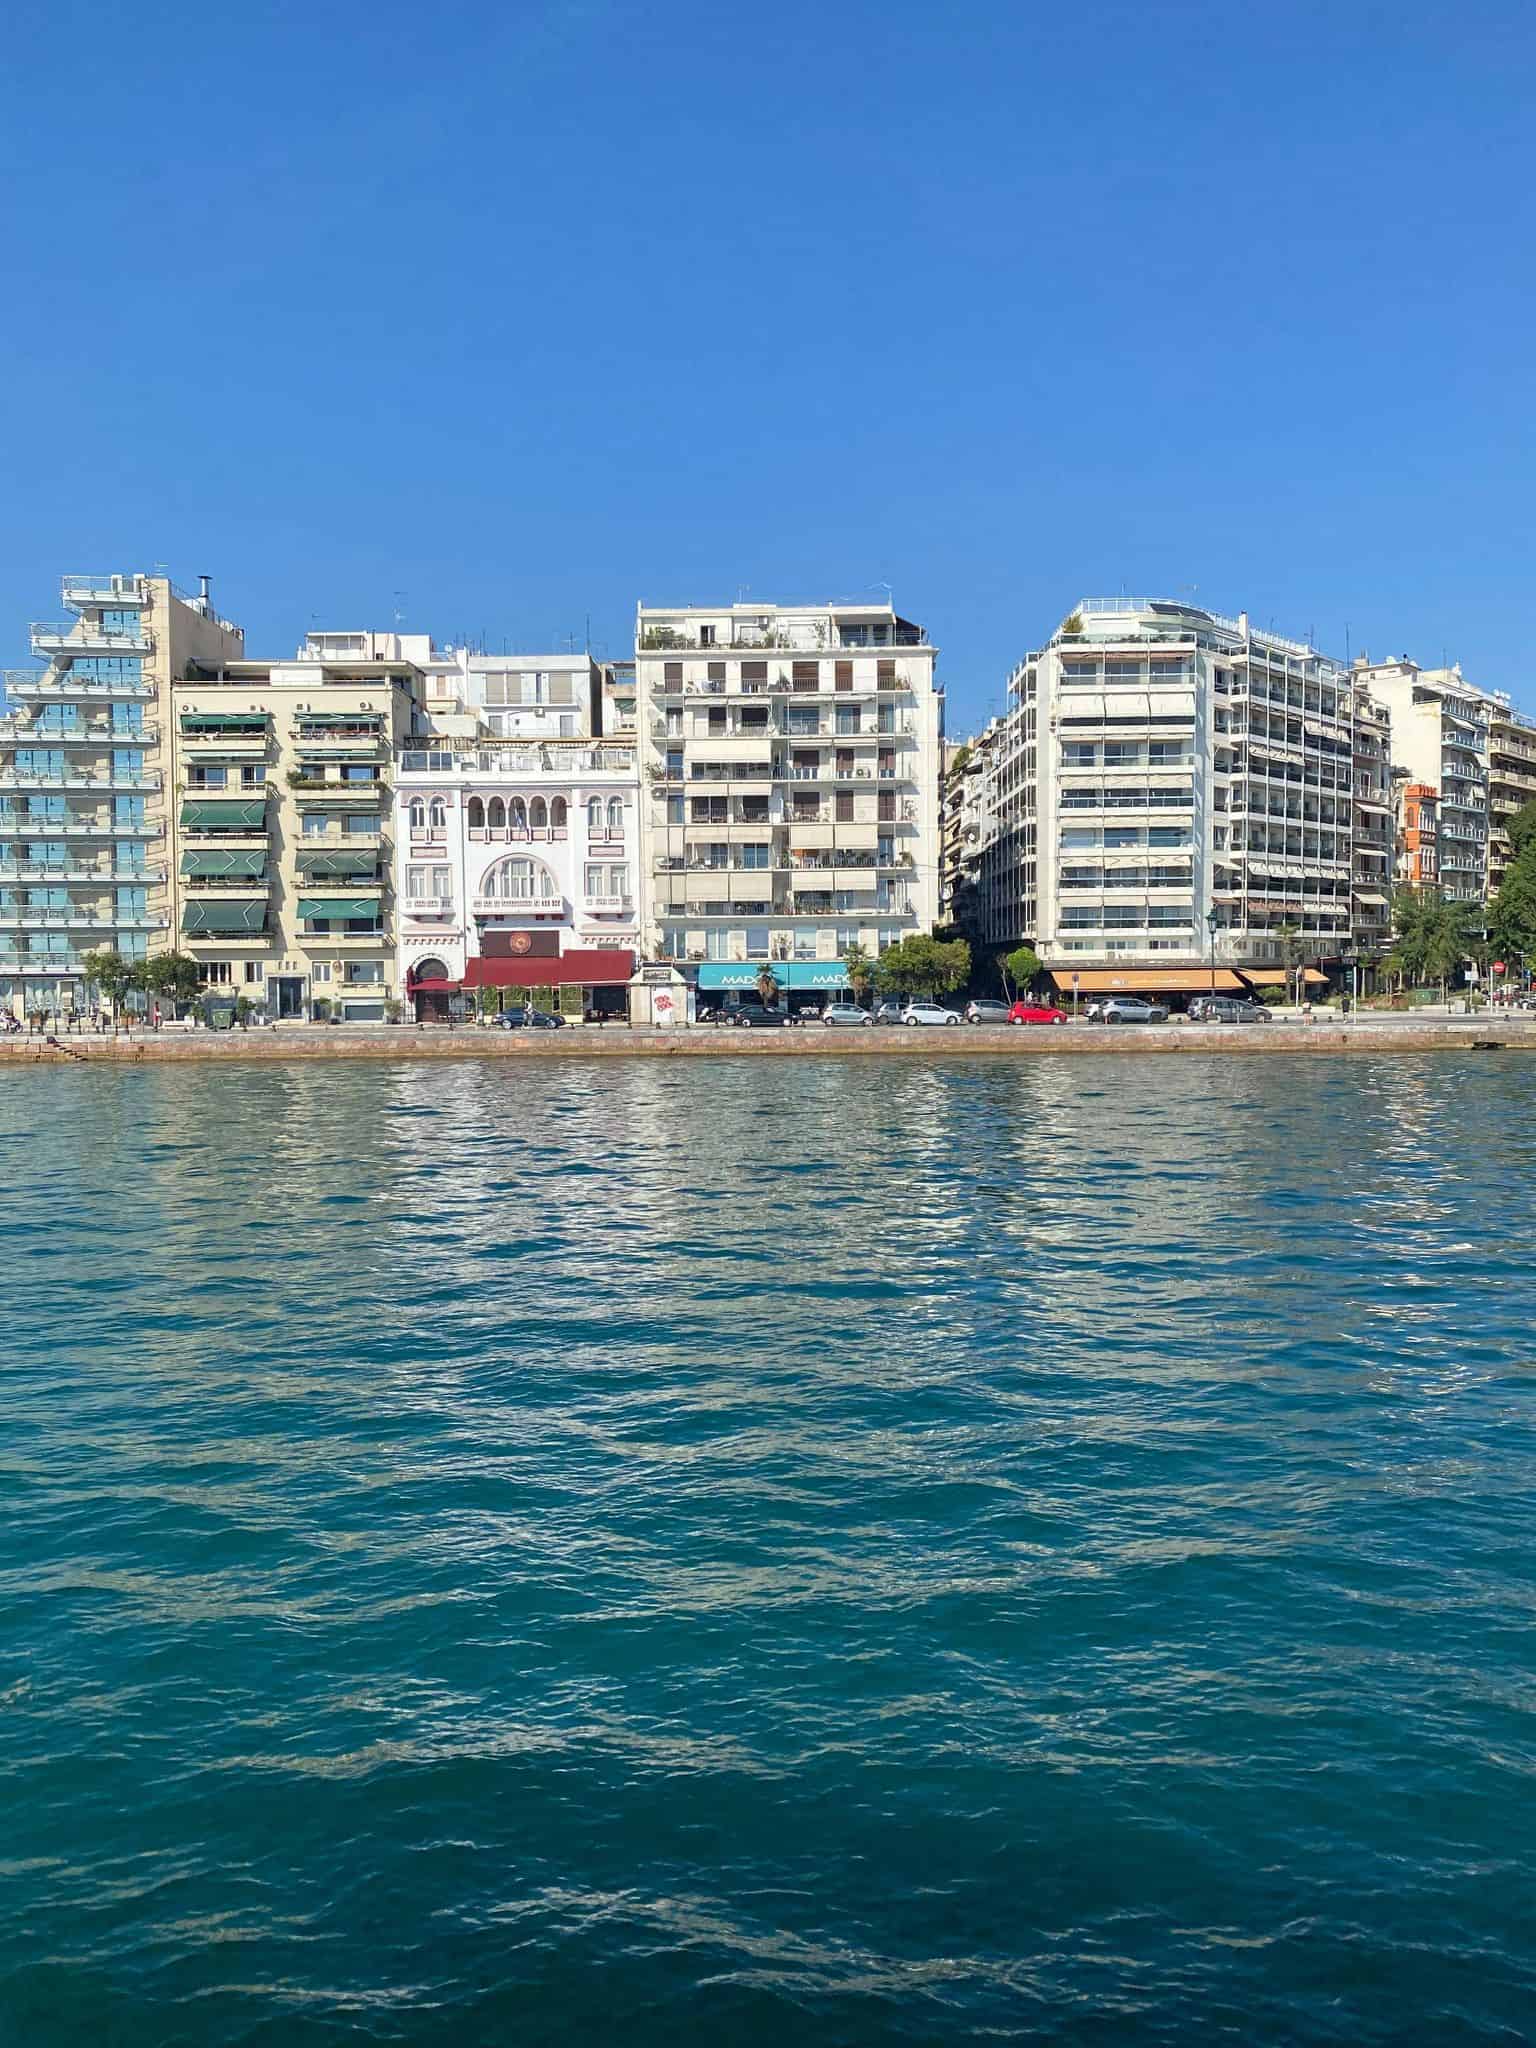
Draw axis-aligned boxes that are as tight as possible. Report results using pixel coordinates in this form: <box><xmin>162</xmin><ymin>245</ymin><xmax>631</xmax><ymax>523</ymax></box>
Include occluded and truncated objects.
<box><xmin>393</xmin><ymin>738</ymin><xmax>640</xmax><ymax>1020</ymax></box>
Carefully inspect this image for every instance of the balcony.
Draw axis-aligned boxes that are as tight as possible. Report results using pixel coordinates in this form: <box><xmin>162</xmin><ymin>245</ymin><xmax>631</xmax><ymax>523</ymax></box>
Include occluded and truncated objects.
<box><xmin>0</xmin><ymin>953</ymin><xmax>96</xmax><ymax>976</ymax></box>
<box><xmin>0</xmin><ymin>819</ymin><xmax>164</xmax><ymax>844</ymax></box>
<box><xmin>0</xmin><ymin>720</ymin><xmax>159</xmax><ymax>748</ymax></box>
<box><xmin>288</xmin><ymin>778</ymin><xmax>385</xmax><ymax>802</ymax></box>
<box><xmin>61</xmin><ymin>575</ymin><xmax>147</xmax><ymax>608</ymax></box>
<box><xmin>470</xmin><ymin>893</ymin><xmax>566</xmax><ymax>919</ymax></box>
<box><xmin>403</xmin><ymin>897</ymin><xmax>455</xmax><ymax>921</ymax></box>
<box><xmin>0</xmin><ymin>863</ymin><xmax>165</xmax><ymax>885</ymax></box>
<box><xmin>0</xmin><ymin>768</ymin><xmax>161</xmax><ymax>793</ymax></box>
<box><xmin>584</xmin><ymin>893</ymin><xmax>633</xmax><ymax>913</ymax></box>
<box><xmin>0</xmin><ymin>908</ymin><xmax>166</xmax><ymax>932</ymax></box>
<box><xmin>3</xmin><ymin>670</ymin><xmax>155</xmax><ymax>702</ymax></box>
<box><xmin>30</xmin><ymin>622</ymin><xmax>151</xmax><ymax>658</ymax></box>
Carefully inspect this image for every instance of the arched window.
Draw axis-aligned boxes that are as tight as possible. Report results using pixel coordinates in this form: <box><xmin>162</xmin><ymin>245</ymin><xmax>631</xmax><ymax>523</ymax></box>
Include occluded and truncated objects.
<box><xmin>482</xmin><ymin>855</ymin><xmax>557</xmax><ymax>902</ymax></box>
<box><xmin>551</xmin><ymin>796</ymin><xmax>567</xmax><ymax>829</ymax></box>
<box><xmin>428</xmin><ymin>798</ymin><xmax>447</xmax><ymax>831</ymax></box>
<box><xmin>587</xmin><ymin>796</ymin><xmax>604</xmax><ymax>834</ymax></box>
<box><xmin>487</xmin><ymin>796</ymin><xmax>506</xmax><ymax>830</ymax></box>
<box><xmin>466</xmin><ymin>796</ymin><xmax>485</xmax><ymax>829</ymax></box>
<box><xmin>408</xmin><ymin>798</ymin><xmax>426</xmax><ymax>832</ymax></box>
<box><xmin>529</xmin><ymin>796</ymin><xmax>548</xmax><ymax>830</ymax></box>
<box><xmin>412</xmin><ymin>956</ymin><xmax>450</xmax><ymax>982</ymax></box>
<box><xmin>508</xmin><ymin>797</ymin><xmax>526</xmax><ymax>831</ymax></box>
<box><xmin>607</xmin><ymin>797</ymin><xmax>624</xmax><ymax>834</ymax></box>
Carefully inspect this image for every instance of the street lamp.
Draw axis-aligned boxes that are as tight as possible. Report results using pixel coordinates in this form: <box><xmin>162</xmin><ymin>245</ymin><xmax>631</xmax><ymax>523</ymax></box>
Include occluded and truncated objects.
<box><xmin>1206</xmin><ymin>906</ymin><xmax>1219</xmax><ymax>1006</ymax></box>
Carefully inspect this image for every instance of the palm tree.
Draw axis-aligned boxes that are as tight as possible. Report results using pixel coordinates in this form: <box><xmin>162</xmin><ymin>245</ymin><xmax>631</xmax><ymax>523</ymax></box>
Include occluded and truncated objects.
<box><xmin>841</xmin><ymin>942</ymin><xmax>874</xmax><ymax>1006</ymax></box>
<box><xmin>756</xmin><ymin>965</ymin><xmax>780</xmax><ymax>1009</ymax></box>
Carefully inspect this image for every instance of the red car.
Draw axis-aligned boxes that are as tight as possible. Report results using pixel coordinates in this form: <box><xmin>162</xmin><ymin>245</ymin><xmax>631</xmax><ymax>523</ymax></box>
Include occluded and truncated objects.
<box><xmin>1009</xmin><ymin>1001</ymin><xmax>1069</xmax><ymax>1025</ymax></box>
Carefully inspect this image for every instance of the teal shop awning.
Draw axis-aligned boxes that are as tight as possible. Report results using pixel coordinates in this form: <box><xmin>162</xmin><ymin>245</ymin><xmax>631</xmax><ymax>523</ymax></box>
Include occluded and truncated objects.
<box><xmin>297</xmin><ymin>895</ymin><xmax>379</xmax><ymax>920</ymax></box>
<box><xmin>180</xmin><ymin>798</ymin><xmax>268</xmax><ymax>828</ymax></box>
<box><xmin>696</xmin><ymin>962</ymin><xmax>852</xmax><ymax>991</ymax></box>
<box><xmin>181</xmin><ymin>849</ymin><xmax>267</xmax><ymax>878</ymax></box>
<box><xmin>184</xmin><ymin>900</ymin><xmax>269</xmax><ymax>934</ymax></box>
<box><xmin>294</xmin><ymin>848</ymin><xmax>378</xmax><ymax>876</ymax></box>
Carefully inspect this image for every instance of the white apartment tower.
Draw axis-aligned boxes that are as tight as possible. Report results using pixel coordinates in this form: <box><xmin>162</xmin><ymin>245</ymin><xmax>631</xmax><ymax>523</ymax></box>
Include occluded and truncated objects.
<box><xmin>1351</xmin><ymin>659</ymin><xmax>1491</xmax><ymax>906</ymax></box>
<box><xmin>633</xmin><ymin>600</ymin><xmax>943</xmax><ymax>987</ymax></box>
<box><xmin>962</xmin><ymin>599</ymin><xmax>1382</xmax><ymax>993</ymax></box>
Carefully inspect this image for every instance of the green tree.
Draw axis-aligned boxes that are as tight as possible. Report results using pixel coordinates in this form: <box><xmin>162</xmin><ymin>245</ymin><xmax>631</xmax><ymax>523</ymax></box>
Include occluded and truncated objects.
<box><xmin>142</xmin><ymin>951</ymin><xmax>204</xmax><ymax>1016</ymax></box>
<box><xmin>1001</xmin><ymin>945</ymin><xmax>1042</xmax><ymax>999</ymax></box>
<box><xmin>874</xmin><ymin>935</ymin><xmax>970</xmax><ymax>999</ymax></box>
<box><xmin>80</xmin><ymin>949</ymin><xmax>144</xmax><ymax>1023</ymax></box>
<box><xmin>1489</xmin><ymin>799</ymin><xmax>1536</xmax><ymax>970</ymax></box>
<box><xmin>1392</xmin><ymin>886</ymin><xmax>1478</xmax><ymax>997</ymax></box>
<box><xmin>841</xmin><ymin>942</ymin><xmax>874</xmax><ymax>1004</ymax></box>
<box><xmin>947</xmin><ymin>742</ymin><xmax>972</xmax><ymax>780</ymax></box>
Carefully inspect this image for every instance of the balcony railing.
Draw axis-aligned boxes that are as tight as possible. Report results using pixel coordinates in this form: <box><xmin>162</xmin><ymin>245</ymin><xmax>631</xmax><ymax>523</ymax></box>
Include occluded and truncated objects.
<box><xmin>4</xmin><ymin>671</ymin><xmax>155</xmax><ymax>701</ymax></box>
<box><xmin>0</xmin><ymin>769</ymin><xmax>161</xmax><ymax>792</ymax></box>
<box><xmin>30</xmin><ymin>623</ymin><xmax>151</xmax><ymax>655</ymax></box>
<box><xmin>584</xmin><ymin>893</ymin><xmax>633</xmax><ymax>912</ymax></box>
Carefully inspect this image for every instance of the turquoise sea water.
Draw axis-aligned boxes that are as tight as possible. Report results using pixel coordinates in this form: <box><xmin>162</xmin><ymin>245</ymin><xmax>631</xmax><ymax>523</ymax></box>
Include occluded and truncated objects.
<box><xmin>2</xmin><ymin>1053</ymin><xmax>1534</xmax><ymax>2045</ymax></box>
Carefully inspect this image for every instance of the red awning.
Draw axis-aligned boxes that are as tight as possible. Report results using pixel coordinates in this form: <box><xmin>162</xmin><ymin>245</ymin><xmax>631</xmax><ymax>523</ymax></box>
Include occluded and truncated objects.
<box><xmin>407</xmin><ymin>976</ymin><xmax>458</xmax><ymax>992</ymax></box>
<box><xmin>461</xmin><ymin>949</ymin><xmax>634</xmax><ymax>989</ymax></box>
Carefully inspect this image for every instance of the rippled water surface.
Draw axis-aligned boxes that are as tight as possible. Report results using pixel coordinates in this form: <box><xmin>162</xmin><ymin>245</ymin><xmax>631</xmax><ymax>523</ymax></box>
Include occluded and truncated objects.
<box><xmin>2</xmin><ymin>1053</ymin><xmax>1535</xmax><ymax>2045</ymax></box>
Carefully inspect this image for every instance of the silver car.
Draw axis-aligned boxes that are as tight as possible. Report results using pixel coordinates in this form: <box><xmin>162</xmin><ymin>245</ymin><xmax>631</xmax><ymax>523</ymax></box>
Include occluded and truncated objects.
<box><xmin>903</xmin><ymin>1001</ymin><xmax>962</xmax><ymax>1027</ymax></box>
<box><xmin>1099</xmin><ymin>997</ymin><xmax>1169</xmax><ymax>1024</ymax></box>
<box><xmin>822</xmin><ymin>1003</ymin><xmax>873</xmax><ymax>1027</ymax></box>
<box><xmin>965</xmin><ymin>999</ymin><xmax>1013</xmax><ymax>1025</ymax></box>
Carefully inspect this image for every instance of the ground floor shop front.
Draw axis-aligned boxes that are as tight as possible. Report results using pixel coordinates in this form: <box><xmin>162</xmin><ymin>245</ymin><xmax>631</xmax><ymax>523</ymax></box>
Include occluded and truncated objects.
<box><xmin>406</xmin><ymin>947</ymin><xmax>635</xmax><ymax>1024</ymax></box>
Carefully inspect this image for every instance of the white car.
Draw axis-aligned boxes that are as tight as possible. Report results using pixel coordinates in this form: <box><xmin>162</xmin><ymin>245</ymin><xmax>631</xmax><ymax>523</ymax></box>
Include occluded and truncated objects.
<box><xmin>903</xmin><ymin>1001</ymin><xmax>961</xmax><ymax>1027</ymax></box>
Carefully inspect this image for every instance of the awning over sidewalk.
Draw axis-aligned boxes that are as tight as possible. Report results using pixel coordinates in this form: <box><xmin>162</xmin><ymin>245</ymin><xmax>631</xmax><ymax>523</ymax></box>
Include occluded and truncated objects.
<box><xmin>1049</xmin><ymin>968</ymin><xmax>1247</xmax><ymax>995</ymax></box>
<box><xmin>696</xmin><ymin>962</ymin><xmax>852</xmax><ymax>991</ymax></box>
<box><xmin>461</xmin><ymin>948</ymin><xmax>634</xmax><ymax>989</ymax></box>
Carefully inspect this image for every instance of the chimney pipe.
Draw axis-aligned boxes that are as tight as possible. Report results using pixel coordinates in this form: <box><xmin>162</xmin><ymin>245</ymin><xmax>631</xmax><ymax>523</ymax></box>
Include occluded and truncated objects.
<box><xmin>198</xmin><ymin>574</ymin><xmax>211</xmax><ymax>607</ymax></box>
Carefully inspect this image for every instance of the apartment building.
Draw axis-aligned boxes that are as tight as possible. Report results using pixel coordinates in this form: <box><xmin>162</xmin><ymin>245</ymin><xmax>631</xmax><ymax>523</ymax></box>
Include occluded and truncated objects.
<box><xmin>0</xmin><ymin>571</ymin><xmax>243</xmax><ymax>1019</ymax></box>
<box><xmin>169</xmin><ymin>631</ymin><xmax>429</xmax><ymax>1019</ymax></box>
<box><xmin>953</xmin><ymin>599</ymin><xmax>1385</xmax><ymax>1001</ymax></box>
<box><xmin>1354</xmin><ymin>659</ymin><xmax>1490</xmax><ymax>906</ymax></box>
<box><xmin>634</xmin><ymin>599</ymin><xmax>943</xmax><ymax>997</ymax></box>
<box><xmin>1398</xmin><ymin>781</ymin><xmax>1439</xmax><ymax>887</ymax></box>
<box><xmin>1486</xmin><ymin>698</ymin><xmax>1536</xmax><ymax>892</ymax></box>
<box><xmin>1350</xmin><ymin>682</ymin><xmax>1394</xmax><ymax>956</ymax></box>
<box><xmin>394</xmin><ymin>737</ymin><xmax>639</xmax><ymax>1021</ymax></box>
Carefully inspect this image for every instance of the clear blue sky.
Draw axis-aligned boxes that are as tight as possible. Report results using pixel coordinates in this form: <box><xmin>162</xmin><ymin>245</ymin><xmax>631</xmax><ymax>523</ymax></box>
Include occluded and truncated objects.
<box><xmin>3</xmin><ymin>0</ymin><xmax>1533</xmax><ymax>730</ymax></box>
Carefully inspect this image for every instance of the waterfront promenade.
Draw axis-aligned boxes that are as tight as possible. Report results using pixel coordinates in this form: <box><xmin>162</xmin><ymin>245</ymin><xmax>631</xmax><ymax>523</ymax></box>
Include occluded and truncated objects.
<box><xmin>4</xmin><ymin>1017</ymin><xmax>1534</xmax><ymax>1062</ymax></box>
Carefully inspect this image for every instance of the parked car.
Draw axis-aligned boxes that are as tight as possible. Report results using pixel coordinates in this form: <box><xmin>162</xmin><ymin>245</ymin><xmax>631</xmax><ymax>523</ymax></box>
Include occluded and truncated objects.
<box><xmin>497</xmin><ymin>1008</ymin><xmax>566</xmax><ymax>1030</ymax></box>
<box><xmin>1009</xmin><ymin>1001</ymin><xmax>1069</xmax><ymax>1025</ymax></box>
<box><xmin>903</xmin><ymin>1001</ymin><xmax>962</xmax><ymax>1027</ymax></box>
<box><xmin>822</xmin><ymin>1003</ymin><xmax>873</xmax><ymax>1027</ymax></box>
<box><xmin>731</xmin><ymin>1006</ymin><xmax>788</xmax><ymax>1027</ymax></box>
<box><xmin>1190</xmin><ymin>995</ymin><xmax>1272</xmax><ymax>1024</ymax></box>
<box><xmin>873</xmin><ymin>1001</ymin><xmax>906</xmax><ymax>1026</ymax></box>
<box><xmin>1098</xmin><ymin>997</ymin><xmax>1169</xmax><ymax>1024</ymax></box>
<box><xmin>965</xmin><ymin>999</ymin><xmax>1014</xmax><ymax>1025</ymax></box>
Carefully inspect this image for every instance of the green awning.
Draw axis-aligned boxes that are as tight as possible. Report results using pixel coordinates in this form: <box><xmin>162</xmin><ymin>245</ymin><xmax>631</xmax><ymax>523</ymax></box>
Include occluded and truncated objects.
<box><xmin>183</xmin><ymin>900</ymin><xmax>269</xmax><ymax>934</ymax></box>
<box><xmin>181</xmin><ymin>849</ymin><xmax>268</xmax><ymax>878</ymax></box>
<box><xmin>180</xmin><ymin>798</ymin><xmax>268</xmax><ymax>829</ymax></box>
<box><xmin>293</xmin><ymin>711</ymin><xmax>382</xmax><ymax>728</ymax></box>
<box><xmin>295</xmin><ymin>848</ymin><xmax>379</xmax><ymax>876</ymax></box>
<box><xmin>179</xmin><ymin>713</ymin><xmax>268</xmax><ymax>732</ymax></box>
<box><xmin>297</xmin><ymin>895</ymin><xmax>380</xmax><ymax>920</ymax></box>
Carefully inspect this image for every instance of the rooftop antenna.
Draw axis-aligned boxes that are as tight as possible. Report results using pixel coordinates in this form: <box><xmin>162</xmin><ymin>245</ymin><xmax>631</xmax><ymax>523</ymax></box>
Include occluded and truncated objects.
<box><xmin>869</xmin><ymin>581</ymin><xmax>893</xmax><ymax>605</ymax></box>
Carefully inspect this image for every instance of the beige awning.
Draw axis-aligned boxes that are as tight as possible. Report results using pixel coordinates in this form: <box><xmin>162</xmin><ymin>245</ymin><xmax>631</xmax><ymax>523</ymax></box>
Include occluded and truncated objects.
<box><xmin>1049</xmin><ymin>968</ymin><xmax>1247</xmax><ymax>995</ymax></box>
